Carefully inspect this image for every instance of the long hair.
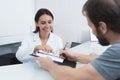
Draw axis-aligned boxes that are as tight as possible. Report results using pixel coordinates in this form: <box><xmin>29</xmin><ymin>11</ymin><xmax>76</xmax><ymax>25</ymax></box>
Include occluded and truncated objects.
<box><xmin>33</xmin><ymin>8</ymin><xmax>54</xmax><ymax>33</ymax></box>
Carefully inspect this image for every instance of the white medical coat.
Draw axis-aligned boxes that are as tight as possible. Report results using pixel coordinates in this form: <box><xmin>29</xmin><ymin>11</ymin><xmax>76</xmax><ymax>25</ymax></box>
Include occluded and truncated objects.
<box><xmin>16</xmin><ymin>32</ymin><xmax>63</xmax><ymax>62</ymax></box>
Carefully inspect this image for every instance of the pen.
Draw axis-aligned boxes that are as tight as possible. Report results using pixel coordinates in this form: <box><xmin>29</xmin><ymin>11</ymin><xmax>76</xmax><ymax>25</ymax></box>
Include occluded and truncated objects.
<box><xmin>60</xmin><ymin>42</ymin><xmax>68</xmax><ymax>58</ymax></box>
<box><xmin>63</xmin><ymin>42</ymin><xmax>68</xmax><ymax>50</ymax></box>
<box><xmin>30</xmin><ymin>54</ymin><xmax>39</xmax><ymax>57</ymax></box>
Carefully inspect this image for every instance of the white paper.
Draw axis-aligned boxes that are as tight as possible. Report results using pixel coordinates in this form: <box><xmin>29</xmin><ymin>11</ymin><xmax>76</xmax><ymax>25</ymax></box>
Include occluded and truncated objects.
<box><xmin>36</xmin><ymin>50</ymin><xmax>64</xmax><ymax>63</ymax></box>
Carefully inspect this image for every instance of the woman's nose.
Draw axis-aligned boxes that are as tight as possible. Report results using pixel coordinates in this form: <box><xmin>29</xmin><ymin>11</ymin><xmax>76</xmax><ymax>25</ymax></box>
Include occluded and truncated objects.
<box><xmin>45</xmin><ymin>23</ymin><xmax>50</xmax><ymax>27</ymax></box>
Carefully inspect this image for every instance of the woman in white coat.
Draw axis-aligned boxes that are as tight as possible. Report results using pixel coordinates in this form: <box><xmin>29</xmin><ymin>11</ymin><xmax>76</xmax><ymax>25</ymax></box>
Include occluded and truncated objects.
<box><xmin>16</xmin><ymin>8</ymin><xmax>63</xmax><ymax>63</ymax></box>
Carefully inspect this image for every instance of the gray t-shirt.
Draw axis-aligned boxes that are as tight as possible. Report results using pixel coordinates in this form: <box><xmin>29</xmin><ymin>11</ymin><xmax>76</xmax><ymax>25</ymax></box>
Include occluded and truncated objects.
<box><xmin>91</xmin><ymin>41</ymin><xmax>120</xmax><ymax>80</ymax></box>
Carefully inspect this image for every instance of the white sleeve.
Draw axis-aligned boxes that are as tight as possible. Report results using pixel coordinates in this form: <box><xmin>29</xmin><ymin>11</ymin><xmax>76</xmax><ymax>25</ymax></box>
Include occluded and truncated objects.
<box><xmin>16</xmin><ymin>37</ymin><xmax>36</xmax><ymax>63</ymax></box>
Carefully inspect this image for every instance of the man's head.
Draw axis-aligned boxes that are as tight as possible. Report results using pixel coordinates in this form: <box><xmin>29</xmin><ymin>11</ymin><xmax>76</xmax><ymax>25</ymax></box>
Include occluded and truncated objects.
<box><xmin>83</xmin><ymin>0</ymin><xmax>120</xmax><ymax>46</ymax></box>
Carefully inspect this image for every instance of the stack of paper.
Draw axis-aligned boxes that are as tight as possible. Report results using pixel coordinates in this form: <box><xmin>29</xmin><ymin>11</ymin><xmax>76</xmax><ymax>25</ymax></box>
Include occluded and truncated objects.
<box><xmin>34</xmin><ymin>50</ymin><xmax>64</xmax><ymax>63</ymax></box>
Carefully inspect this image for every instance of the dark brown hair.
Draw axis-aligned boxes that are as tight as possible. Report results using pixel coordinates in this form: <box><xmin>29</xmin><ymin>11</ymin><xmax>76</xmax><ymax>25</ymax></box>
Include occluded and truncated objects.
<box><xmin>34</xmin><ymin>8</ymin><xmax>54</xmax><ymax>33</ymax></box>
<box><xmin>83</xmin><ymin>0</ymin><xmax>120</xmax><ymax>33</ymax></box>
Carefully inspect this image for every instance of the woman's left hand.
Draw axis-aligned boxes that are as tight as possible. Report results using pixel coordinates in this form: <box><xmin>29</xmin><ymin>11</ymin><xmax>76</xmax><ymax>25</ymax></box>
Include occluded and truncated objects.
<box><xmin>42</xmin><ymin>45</ymin><xmax>54</xmax><ymax>53</ymax></box>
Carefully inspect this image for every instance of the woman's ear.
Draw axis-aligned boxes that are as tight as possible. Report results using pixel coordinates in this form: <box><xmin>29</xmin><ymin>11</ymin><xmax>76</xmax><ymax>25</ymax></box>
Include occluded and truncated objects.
<box><xmin>99</xmin><ymin>21</ymin><xmax>107</xmax><ymax>34</ymax></box>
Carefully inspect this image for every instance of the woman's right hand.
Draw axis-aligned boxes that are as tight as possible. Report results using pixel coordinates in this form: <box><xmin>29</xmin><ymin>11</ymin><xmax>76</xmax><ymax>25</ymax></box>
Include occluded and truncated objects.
<box><xmin>34</xmin><ymin>45</ymin><xmax>54</xmax><ymax>53</ymax></box>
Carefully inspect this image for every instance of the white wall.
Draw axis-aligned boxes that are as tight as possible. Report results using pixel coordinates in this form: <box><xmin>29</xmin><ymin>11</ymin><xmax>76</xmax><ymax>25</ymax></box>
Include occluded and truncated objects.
<box><xmin>0</xmin><ymin>0</ymin><xmax>35</xmax><ymax>45</ymax></box>
<box><xmin>0</xmin><ymin>0</ymin><xmax>93</xmax><ymax>46</ymax></box>
<box><xmin>35</xmin><ymin>0</ymin><xmax>90</xmax><ymax>45</ymax></box>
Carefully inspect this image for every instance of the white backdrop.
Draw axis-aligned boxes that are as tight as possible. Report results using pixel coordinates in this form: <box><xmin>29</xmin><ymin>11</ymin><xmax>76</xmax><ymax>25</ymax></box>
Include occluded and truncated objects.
<box><xmin>35</xmin><ymin>0</ymin><xmax>90</xmax><ymax>45</ymax></box>
<box><xmin>0</xmin><ymin>0</ymin><xmax>97</xmax><ymax>46</ymax></box>
<box><xmin>0</xmin><ymin>0</ymin><xmax>35</xmax><ymax>45</ymax></box>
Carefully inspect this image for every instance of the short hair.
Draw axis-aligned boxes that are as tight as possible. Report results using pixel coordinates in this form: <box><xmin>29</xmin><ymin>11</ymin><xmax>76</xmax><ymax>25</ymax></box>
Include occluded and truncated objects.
<box><xmin>83</xmin><ymin>0</ymin><xmax>120</xmax><ymax>33</ymax></box>
<box><xmin>34</xmin><ymin>8</ymin><xmax>54</xmax><ymax>33</ymax></box>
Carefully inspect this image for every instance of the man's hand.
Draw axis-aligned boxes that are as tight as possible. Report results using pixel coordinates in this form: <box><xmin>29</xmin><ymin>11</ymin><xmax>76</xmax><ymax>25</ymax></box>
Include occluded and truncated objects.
<box><xmin>89</xmin><ymin>52</ymin><xmax>99</xmax><ymax>61</ymax></box>
<box><xmin>59</xmin><ymin>48</ymin><xmax>77</xmax><ymax>61</ymax></box>
<box><xmin>36</xmin><ymin>57</ymin><xmax>55</xmax><ymax>71</ymax></box>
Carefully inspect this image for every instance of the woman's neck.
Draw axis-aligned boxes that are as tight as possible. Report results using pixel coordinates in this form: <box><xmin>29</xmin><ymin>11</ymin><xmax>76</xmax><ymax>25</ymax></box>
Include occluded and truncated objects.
<box><xmin>39</xmin><ymin>32</ymin><xmax>50</xmax><ymax>45</ymax></box>
<box><xmin>39</xmin><ymin>32</ymin><xmax>50</xmax><ymax>39</ymax></box>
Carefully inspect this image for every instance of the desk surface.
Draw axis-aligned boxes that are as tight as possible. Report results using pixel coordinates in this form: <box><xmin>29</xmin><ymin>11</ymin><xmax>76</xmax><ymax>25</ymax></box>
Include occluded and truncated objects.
<box><xmin>0</xmin><ymin>41</ymin><xmax>109</xmax><ymax>80</ymax></box>
<box><xmin>0</xmin><ymin>62</ymin><xmax>54</xmax><ymax>80</ymax></box>
<box><xmin>71</xmin><ymin>41</ymin><xmax>109</xmax><ymax>55</ymax></box>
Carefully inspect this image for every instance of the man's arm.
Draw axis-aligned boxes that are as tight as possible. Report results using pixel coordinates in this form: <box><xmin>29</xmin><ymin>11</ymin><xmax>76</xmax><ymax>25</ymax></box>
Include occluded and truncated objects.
<box><xmin>49</xmin><ymin>63</ymin><xmax>105</xmax><ymax>80</ymax></box>
<box><xmin>59</xmin><ymin>49</ymin><xmax>99</xmax><ymax>64</ymax></box>
<box><xmin>37</xmin><ymin>57</ymin><xmax>105</xmax><ymax>80</ymax></box>
<box><xmin>75</xmin><ymin>53</ymin><xmax>99</xmax><ymax>64</ymax></box>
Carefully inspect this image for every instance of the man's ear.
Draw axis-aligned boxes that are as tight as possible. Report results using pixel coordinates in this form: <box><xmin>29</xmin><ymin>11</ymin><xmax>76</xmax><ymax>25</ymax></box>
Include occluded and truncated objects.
<box><xmin>98</xmin><ymin>21</ymin><xmax>107</xmax><ymax>34</ymax></box>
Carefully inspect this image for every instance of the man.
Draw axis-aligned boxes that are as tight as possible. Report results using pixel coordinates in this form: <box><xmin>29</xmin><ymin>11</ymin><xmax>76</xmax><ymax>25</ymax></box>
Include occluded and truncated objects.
<box><xmin>36</xmin><ymin>0</ymin><xmax>120</xmax><ymax>80</ymax></box>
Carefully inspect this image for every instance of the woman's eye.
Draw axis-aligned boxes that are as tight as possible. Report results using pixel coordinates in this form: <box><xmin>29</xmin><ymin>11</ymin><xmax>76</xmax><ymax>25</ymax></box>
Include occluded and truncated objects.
<box><xmin>48</xmin><ymin>21</ymin><xmax>52</xmax><ymax>24</ymax></box>
<box><xmin>41</xmin><ymin>22</ymin><xmax>46</xmax><ymax>25</ymax></box>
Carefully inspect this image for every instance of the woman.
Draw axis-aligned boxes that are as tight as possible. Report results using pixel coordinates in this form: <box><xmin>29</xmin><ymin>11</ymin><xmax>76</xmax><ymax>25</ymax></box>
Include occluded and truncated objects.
<box><xmin>16</xmin><ymin>8</ymin><xmax>63</xmax><ymax>63</ymax></box>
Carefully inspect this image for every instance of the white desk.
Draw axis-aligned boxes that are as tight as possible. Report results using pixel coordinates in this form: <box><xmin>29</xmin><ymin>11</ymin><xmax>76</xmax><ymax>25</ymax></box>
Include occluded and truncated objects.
<box><xmin>0</xmin><ymin>41</ymin><xmax>109</xmax><ymax>80</ymax></box>
<box><xmin>0</xmin><ymin>62</ymin><xmax>54</xmax><ymax>80</ymax></box>
<box><xmin>71</xmin><ymin>41</ymin><xmax>109</xmax><ymax>68</ymax></box>
<box><xmin>71</xmin><ymin>41</ymin><xmax>109</xmax><ymax>55</ymax></box>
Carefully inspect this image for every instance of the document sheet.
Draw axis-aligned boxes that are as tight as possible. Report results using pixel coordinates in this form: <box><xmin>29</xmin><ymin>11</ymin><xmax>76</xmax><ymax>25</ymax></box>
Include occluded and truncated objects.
<box><xmin>32</xmin><ymin>50</ymin><xmax>64</xmax><ymax>63</ymax></box>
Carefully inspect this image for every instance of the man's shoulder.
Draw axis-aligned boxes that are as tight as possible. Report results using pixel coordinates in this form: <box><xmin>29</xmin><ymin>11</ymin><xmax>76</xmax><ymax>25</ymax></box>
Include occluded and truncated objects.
<box><xmin>111</xmin><ymin>41</ymin><xmax>120</xmax><ymax>48</ymax></box>
<box><xmin>105</xmin><ymin>41</ymin><xmax>120</xmax><ymax>56</ymax></box>
<box><xmin>91</xmin><ymin>41</ymin><xmax>120</xmax><ymax>80</ymax></box>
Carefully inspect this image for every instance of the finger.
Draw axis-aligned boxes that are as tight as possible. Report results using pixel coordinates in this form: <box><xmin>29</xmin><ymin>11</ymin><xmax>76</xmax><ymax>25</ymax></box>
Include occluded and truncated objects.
<box><xmin>45</xmin><ymin>47</ymin><xmax>53</xmax><ymax>53</ymax></box>
<box><xmin>59</xmin><ymin>53</ymin><xmax>67</xmax><ymax>59</ymax></box>
<box><xmin>50</xmin><ymin>49</ymin><xmax>54</xmax><ymax>53</ymax></box>
<box><xmin>48</xmin><ymin>50</ymin><xmax>52</xmax><ymax>53</ymax></box>
<box><xmin>41</xmin><ymin>46</ymin><xmax>45</xmax><ymax>51</ymax></box>
<box><xmin>59</xmin><ymin>50</ymin><xmax>65</xmax><ymax>54</ymax></box>
<box><xmin>43</xmin><ymin>48</ymin><xmax>48</xmax><ymax>52</ymax></box>
<box><xmin>36</xmin><ymin>56</ymin><xmax>42</xmax><ymax>61</ymax></box>
<box><xmin>47</xmin><ymin>49</ymin><xmax>52</xmax><ymax>53</ymax></box>
<box><xmin>45</xmin><ymin>48</ymin><xmax>49</xmax><ymax>53</ymax></box>
<box><xmin>45</xmin><ymin>47</ymin><xmax>51</xmax><ymax>53</ymax></box>
<box><xmin>60</xmin><ymin>54</ymin><xmax>66</xmax><ymax>59</ymax></box>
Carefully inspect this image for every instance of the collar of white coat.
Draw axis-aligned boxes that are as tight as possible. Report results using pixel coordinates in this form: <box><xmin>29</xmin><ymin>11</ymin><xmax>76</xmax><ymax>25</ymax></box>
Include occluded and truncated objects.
<box><xmin>32</xmin><ymin>32</ymin><xmax>55</xmax><ymax>43</ymax></box>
